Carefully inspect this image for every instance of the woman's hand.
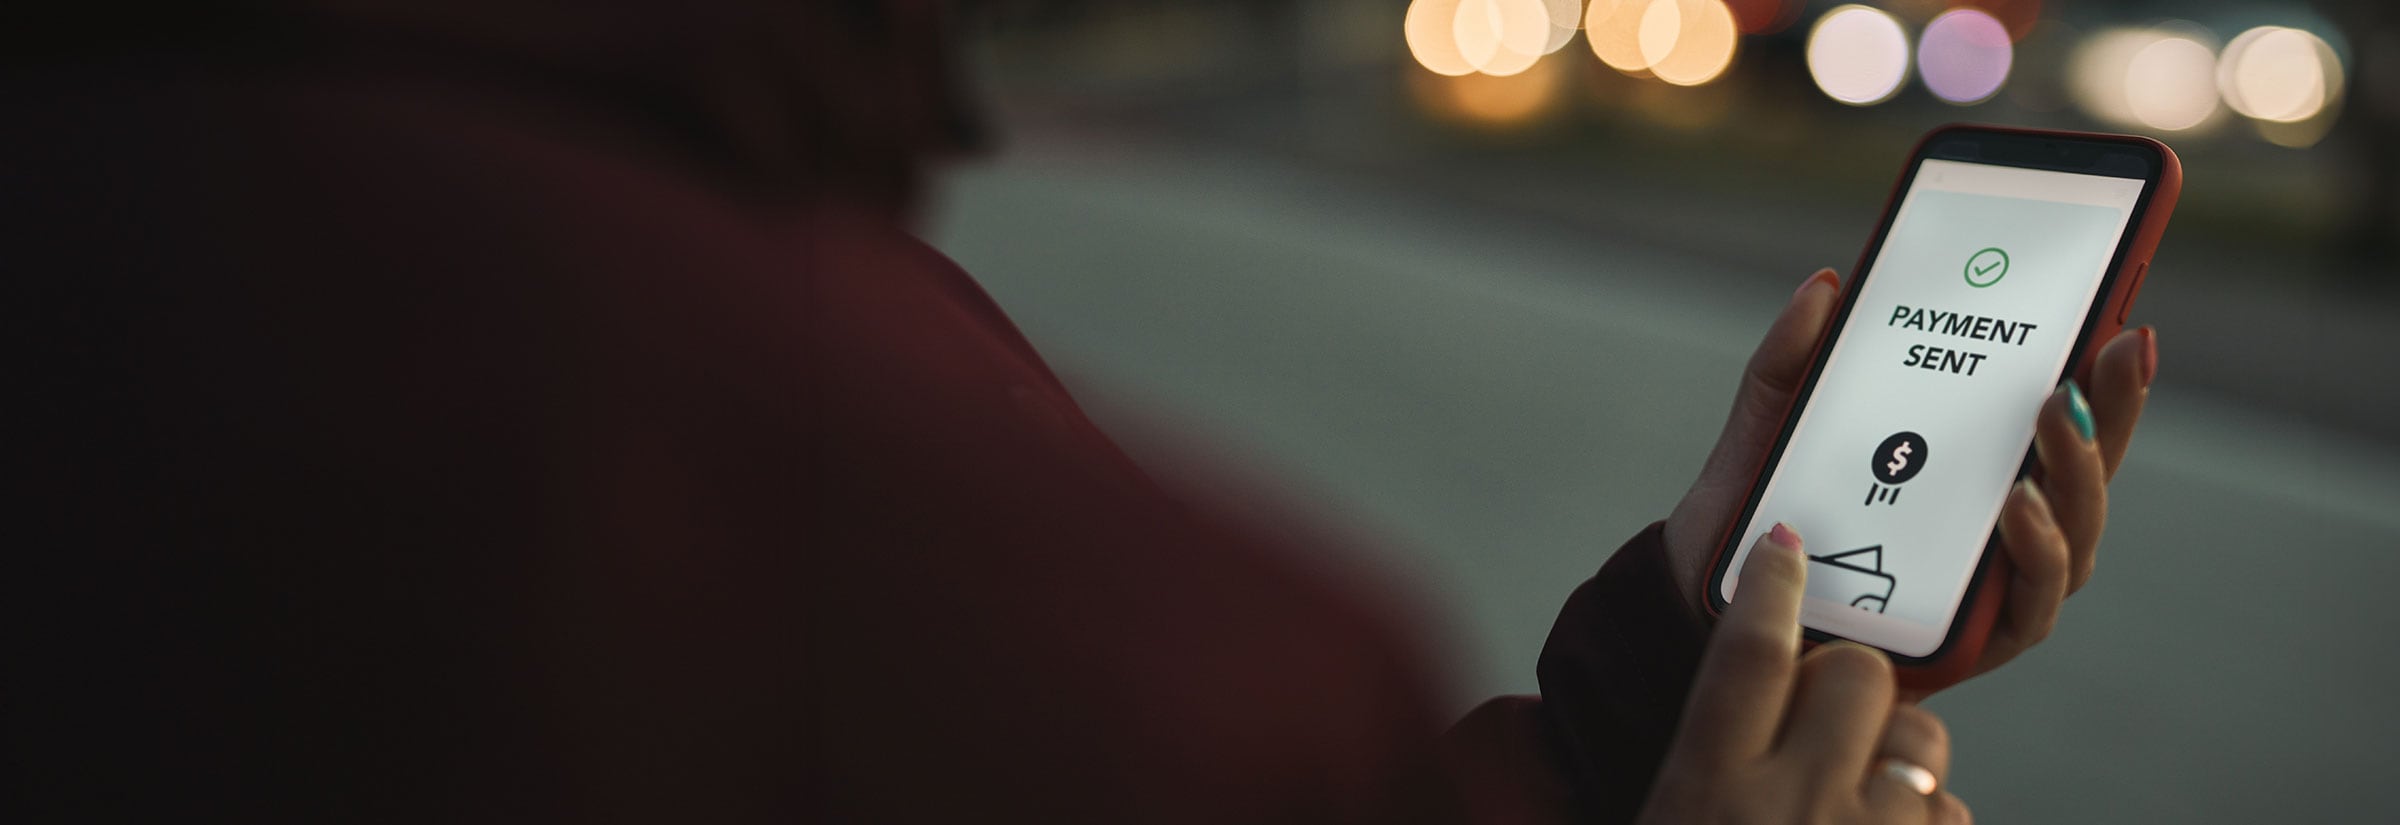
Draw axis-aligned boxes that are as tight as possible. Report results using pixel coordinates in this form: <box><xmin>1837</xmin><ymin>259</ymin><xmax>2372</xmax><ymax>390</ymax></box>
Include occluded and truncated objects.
<box><xmin>1661</xmin><ymin>268</ymin><xmax>2157</xmax><ymax>687</ymax></box>
<box><xmin>1639</xmin><ymin>526</ymin><xmax>1971</xmax><ymax>825</ymax></box>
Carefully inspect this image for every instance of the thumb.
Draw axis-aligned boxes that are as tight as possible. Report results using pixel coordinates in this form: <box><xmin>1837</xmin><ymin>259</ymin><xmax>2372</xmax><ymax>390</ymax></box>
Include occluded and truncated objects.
<box><xmin>1664</xmin><ymin>269</ymin><xmax>1841</xmax><ymax>591</ymax></box>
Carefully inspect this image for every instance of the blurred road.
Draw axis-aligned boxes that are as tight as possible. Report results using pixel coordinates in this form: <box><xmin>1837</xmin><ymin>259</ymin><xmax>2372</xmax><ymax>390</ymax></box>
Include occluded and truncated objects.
<box><xmin>932</xmin><ymin>124</ymin><xmax>2400</xmax><ymax>824</ymax></box>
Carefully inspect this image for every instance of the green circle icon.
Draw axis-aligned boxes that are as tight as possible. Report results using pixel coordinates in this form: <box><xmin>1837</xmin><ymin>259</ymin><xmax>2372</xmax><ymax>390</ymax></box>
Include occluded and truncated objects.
<box><xmin>1964</xmin><ymin>247</ymin><xmax>2009</xmax><ymax>288</ymax></box>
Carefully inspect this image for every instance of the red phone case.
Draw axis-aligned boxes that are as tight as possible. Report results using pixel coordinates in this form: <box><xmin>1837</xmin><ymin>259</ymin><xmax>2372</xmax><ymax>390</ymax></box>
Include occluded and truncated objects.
<box><xmin>1703</xmin><ymin>124</ymin><xmax>2183</xmax><ymax>692</ymax></box>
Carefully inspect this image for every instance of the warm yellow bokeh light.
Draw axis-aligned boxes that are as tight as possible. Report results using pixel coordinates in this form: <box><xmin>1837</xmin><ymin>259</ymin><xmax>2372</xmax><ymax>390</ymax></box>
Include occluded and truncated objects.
<box><xmin>1406</xmin><ymin>0</ymin><xmax>1478</xmax><ymax>76</ymax></box>
<box><xmin>1408</xmin><ymin>0</ymin><xmax>1560</xmax><ymax>77</ymax></box>
<box><xmin>1455</xmin><ymin>0</ymin><xmax>1551</xmax><ymax>76</ymax></box>
<box><xmin>2219</xmin><ymin>26</ymin><xmax>2340</xmax><ymax>123</ymax></box>
<box><xmin>1411</xmin><ymin>52</ymin><xmax>1566</xmax><ymax>126</ymax></box>
<box><xmin>1587</xmin><ymin>0</ymin><xmax>1660</xmax><ymax>74</ymax></box>
<box><xmin>1542</xmin><ymin>0</ymin><xmax>1583</xmax><ymax>54</ymax></box>
<box><xmin>1648</xmin><ymin>0</ymin><xmax>1739</xmax><ymax>86</ymax></box>
<box><xmin>1457</xmin><ymin>60</ymin><xmax>1564</xmax><ymax>122</ymax></box>
<box><xmin>1639</xmin><ymin>0</ymin><xmax>1683</xmax><ymax>67</ymax></box>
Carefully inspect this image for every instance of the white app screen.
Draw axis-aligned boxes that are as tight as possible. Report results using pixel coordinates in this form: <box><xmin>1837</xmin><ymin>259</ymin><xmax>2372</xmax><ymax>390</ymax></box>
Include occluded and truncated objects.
<box><xmin>1721</xmin><ymin>159</ymin><xmax>2145</xmax><ymax>657</ymax></box>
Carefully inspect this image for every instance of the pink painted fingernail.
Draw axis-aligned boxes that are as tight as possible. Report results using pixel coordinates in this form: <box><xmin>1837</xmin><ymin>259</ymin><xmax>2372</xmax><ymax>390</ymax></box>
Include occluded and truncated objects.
<box><xmin>1768</xmin><ymin>522</ymin><xmax>1803</xmax><ymax>552</ymax></box>
<box><xmin>1793</xmin><ymin>269</ymin><xmax>1835</xmax><ymax>301</ymax></box>
<box><xmin>2138</xmin><ymin>326</ymin><xmax>2158</xmax><ymax>388</ymax></box>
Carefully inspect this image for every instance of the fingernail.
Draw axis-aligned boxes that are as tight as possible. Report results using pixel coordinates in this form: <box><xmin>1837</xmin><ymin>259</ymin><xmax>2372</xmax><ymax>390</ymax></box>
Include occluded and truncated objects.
<box><xmin>2061</xmin><ymin>381</ymin><xmax>2095</xmax><ymax>442</ymax></box>
<box><xmin>2015</xmin><ymin>478</ymin><xmax>2050</xmax><ymax>518</ymax></box>
<box><xmin>2138</xmin><ymin>326</ymin><xmax>2158</xmax><ymax>388</ymax></box>
<box><xmin>1880</xmin><ymin>758</ymin><xmax>1940</xmax><ymax>796</ymax></box>
<box><xmin>1767</xmin><ymin>522</ymin><xmax>1803</xmax><ymax>552</ymax></box>
<box><xmin>1792</xmin><ymin>269</ymin><xmax>1834</xmax><ymax>301</ymax></box>
<box><xmin>1996</xmin><ymin>480</ymin><xmax>2026</xmax><ymax>543</ymax></box>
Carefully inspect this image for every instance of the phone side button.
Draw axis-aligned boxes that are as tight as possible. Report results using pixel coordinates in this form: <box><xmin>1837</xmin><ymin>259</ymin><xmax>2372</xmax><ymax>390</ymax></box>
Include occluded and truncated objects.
<box><xmin>2115</xmin><ymin>261</ymin><xmax>2149</xmax><ymax>325</ymax></box>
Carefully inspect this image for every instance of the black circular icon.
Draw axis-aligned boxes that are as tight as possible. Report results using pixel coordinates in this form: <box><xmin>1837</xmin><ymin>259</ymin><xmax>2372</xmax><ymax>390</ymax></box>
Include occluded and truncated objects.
<box><xmin>1871</xmin><ymin>431</ymin><xmax>1929</xmax><ymax>485</ymax></box>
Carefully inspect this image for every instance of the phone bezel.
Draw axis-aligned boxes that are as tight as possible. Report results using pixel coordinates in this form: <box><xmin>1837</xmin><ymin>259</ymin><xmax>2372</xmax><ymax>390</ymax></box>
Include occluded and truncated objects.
<box><xmin>1702</xmin><ymin>125</ymin><xmax>2169</xmax><ymax>664</ymax></box>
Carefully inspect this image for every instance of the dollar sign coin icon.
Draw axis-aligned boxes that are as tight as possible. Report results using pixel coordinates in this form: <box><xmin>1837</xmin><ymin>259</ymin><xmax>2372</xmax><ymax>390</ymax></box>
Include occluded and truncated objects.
<box><xmin>1871</xmin><ymin>431</ymin><xmax>1928</xmax><ymax>485</ymax></box>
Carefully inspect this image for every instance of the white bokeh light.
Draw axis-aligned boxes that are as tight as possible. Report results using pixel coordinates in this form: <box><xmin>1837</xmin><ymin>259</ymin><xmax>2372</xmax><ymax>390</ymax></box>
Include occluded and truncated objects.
<box><xmin>2124</xmin><ymin>35</ymin><xmax>2220</xmax><ymax>131</ymax></box>
<box><xmin>1541</xmin><ymin>0</ymin><xmax>1583</xmax><ymax>54</ymax></box>
<box><xmin>2218</xmin><ymin>26</ymin><xmax>2341</xmax><ymax>123</ymax></box>
<box><xmin>2068</xmin><ymin>28</ymin><xmax>2152</xmax><ymax>126</ymax></box>
<box><xmin>1808</xmin><ymin>6</ymin><xmax>1912</xmax><ymax>105</ymax></box>
<box><xmin>2071</xmin><ymin>27</ymin><xmax>2222</xmax><ymax>132</ymax></box>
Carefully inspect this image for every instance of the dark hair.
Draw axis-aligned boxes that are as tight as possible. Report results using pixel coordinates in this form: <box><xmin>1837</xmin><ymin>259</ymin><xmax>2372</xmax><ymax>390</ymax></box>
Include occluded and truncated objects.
<box><xmin>7</xmin><ymin>1</ymin><xmax>982</xmax><ymax>214</ymax></box>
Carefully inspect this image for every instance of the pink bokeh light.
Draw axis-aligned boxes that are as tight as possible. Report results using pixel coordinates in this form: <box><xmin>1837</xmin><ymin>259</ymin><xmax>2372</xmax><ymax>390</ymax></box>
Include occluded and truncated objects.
<box><xmin>1918</xmin><ymin>8</ymin><xmax>2014</xmax><ymax>104</ymax></box>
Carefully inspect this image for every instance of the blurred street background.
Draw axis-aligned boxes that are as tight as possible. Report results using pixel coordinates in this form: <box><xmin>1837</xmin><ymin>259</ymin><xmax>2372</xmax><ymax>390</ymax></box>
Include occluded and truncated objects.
<box><xmin>928</xmin><ymin>1</ymin><xmax>2400</xmax><ymax>821</ymax></box>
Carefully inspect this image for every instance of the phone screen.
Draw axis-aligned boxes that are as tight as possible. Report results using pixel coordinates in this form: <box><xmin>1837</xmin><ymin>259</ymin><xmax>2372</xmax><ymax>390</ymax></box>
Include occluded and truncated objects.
<box><xmin>1715</xmin><ymin>155</ymin><xmax>2148</xmax><ymax>658</ymax></box>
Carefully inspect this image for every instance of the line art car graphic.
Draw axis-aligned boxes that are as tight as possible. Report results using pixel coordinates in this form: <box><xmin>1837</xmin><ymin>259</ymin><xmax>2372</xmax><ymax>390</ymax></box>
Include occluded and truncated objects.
<box><xmin>1808</xmin><ymin>545</ymin><xmax>1896</xmax><ymax>613</ymax></box>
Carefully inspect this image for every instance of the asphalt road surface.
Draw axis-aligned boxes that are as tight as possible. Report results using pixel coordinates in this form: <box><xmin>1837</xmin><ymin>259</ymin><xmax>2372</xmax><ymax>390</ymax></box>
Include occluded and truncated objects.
<box><xmin>930</xmin><ymin>127</ymin><xmax>2400</xmax><ymax>824</ymax></box>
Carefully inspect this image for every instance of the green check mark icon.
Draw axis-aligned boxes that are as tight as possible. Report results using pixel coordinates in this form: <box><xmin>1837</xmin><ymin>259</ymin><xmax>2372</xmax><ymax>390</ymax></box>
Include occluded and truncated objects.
<box><xmin>1965</xmin><ymin>247</ymin><xmax>2009</xmax><ymax>288</ymax></box>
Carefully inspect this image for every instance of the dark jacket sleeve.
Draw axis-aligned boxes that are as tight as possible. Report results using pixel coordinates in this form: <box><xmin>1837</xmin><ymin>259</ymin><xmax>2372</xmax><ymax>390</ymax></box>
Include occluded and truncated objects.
<box><xmin>1534</xmin><ymin>521</ymin><xmax>1712</xmax><ymax>824</ymax></box>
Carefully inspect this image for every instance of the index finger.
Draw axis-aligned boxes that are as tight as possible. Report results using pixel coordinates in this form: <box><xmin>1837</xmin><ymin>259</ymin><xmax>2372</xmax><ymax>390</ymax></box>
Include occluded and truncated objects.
<box><xmin>1672</xmin><ymin>524</ymin><xmax>1809</xmax><ymax>766</ymax></box>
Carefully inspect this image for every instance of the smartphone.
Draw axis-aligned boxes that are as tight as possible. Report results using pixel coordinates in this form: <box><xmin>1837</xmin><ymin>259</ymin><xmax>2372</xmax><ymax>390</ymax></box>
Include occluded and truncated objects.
<box><xmin>1704</xmin><ymin>125</ymin><xmax>2180</xmax><ymax>686</ymax></box>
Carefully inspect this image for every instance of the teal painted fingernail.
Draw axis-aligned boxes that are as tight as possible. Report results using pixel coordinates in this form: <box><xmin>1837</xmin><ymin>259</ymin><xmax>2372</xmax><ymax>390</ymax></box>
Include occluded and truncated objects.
<box><xmin>2063</xmin><ymin>381</ymin><xmax>2095</xmax><ymax>442</ymax></box>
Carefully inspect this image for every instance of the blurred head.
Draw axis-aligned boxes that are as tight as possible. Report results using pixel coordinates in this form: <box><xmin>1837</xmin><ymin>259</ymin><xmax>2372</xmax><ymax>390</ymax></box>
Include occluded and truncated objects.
<box><xmin>319</xmin><ymin>0</ymin><xmax>987</xmax><ymax>216</ymax></box>
<box><xmin>12</xmin><ymin>0</ymin><xmax>989</xmax><ymax>219</ymax></box>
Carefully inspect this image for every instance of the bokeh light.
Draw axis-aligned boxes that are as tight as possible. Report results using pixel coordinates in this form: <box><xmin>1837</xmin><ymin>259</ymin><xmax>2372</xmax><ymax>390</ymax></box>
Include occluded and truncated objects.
<box><xmin>2068</xmin><ymin>28</ymin><xmax>2152</xmax><ymax>126</ymax></box>
<box><xmin>2124</xmin><ymin>35</ymin><xmax>2220</xmax><ymax>131</ymax></box>
<box><xmin>1406</xmin><ymin>0</ymin><xmax>1478</xmax><ymax>76</ymax></box>
<box><xmin>1454</xmin><ymin>0</ymin><xmax>1552</xmax><ymax>76</ymax></box>
<box><xmin>1416</xmin><ymin>0</ymin><xmax>2352</xmax><ymax>150</ymax></box>
<box><xmin>1408</xmin><ymin>0</ymin><xmax>1558</xmax><ymax>78</ymax></box>
<box><xmin>1643</xmin><ymin>0</ymin><xmax>1740</xmax><ymax>87</ymax></box>
<box><xmin>2254</xmin><ymin>110</ymin><xmax>2340</xmax><ymax>149</ymax></box>
<box><xmin>1807</xmin><ymin>6</ymin><xmax>1911</xmax><ymax>105</ymax></box>
<box><xmin>1587</xmin><ymin>0</ymin><xmax>1658</xmax><ymax>75</ymax></box>
<box><xmin>1956</xmin><ymin>0</ymin><xmax>2041</xmax><ymax>42</ymax></box>
<box><xmin>1917</xmin><ymin>8</ymin><xmax>2011</xmax><ymax>104</ymax></box>
<box><xmin>2071</xmin><ymin>27</ymin><xmax>2221</xmax><ymax>132</ymax></box>
<box><xmin>2218</xmin><ymin>26</ymin><xmax>2341</xmax><ymax>124</ymax></box>
<box><xmin>1541</xmin><ymin>0</ymin><xmax>1583</xmax><ymax>54</ymax></box>
<box><xmin>1410</xmin><ymin>49</ymin><xmax>1568</xmax><ymax>126</ymax></box>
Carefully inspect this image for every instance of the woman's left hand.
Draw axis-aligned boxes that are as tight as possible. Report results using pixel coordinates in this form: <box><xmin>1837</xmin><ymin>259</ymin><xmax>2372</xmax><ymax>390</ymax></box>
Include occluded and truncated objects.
<box><xmin>1660</xmin><ymin>267</ymin><xmax>2159</xmax><ymax>688</ymax></box>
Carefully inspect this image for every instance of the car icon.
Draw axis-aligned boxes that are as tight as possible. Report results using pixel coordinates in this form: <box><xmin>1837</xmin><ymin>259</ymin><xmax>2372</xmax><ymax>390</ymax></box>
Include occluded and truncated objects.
<box><xmin>1808</xmin><ymin>545</ymin><xmax>1896</xmax><ymax>613</ymax></box>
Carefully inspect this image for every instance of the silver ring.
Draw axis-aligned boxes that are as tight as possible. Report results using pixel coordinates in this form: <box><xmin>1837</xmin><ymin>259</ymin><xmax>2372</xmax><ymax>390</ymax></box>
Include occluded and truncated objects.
<box><xmin>1878</xmin><ymin>757</ymin><xmax>1938</xmax><ymax>796</ymax></box>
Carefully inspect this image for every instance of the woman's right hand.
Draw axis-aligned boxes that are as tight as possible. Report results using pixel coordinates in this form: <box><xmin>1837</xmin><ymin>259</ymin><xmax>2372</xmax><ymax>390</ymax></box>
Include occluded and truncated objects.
<box><xmin>1637</xmin><ymin>525</ymin><xmax>1972</xmax><ymax>825</ymax></box>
